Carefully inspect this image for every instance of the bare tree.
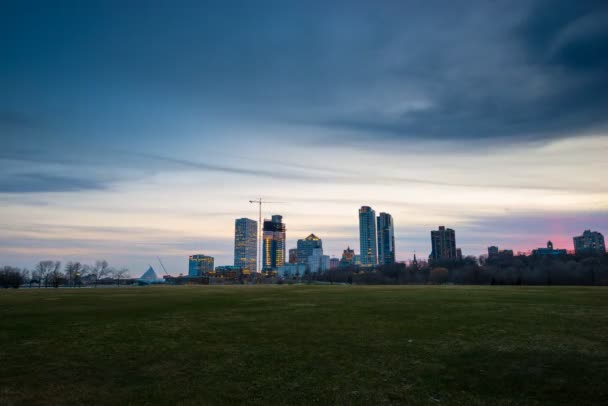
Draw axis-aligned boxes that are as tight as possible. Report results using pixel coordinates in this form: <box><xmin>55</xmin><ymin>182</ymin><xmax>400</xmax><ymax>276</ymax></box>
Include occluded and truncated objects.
<box><xmin>20</xmin><ymin>269</ymin><xmax>31</xmax><ymax>287</ymax></box>
<box><xmin>113</xmin><ymin>268</ymin><xmax>130</xmax><ymax>286</ymax></box>
<box><xmin>64</xmin><ymin>261</ymin><xmax>83</xmax><ymax>287</ymax></box>
<box><xmin>35</xmin><ymin>260</ymin><xmax>58</xmax><ymax>288</ymax></box>
<box><xmin>86</xmin><ymin>260</ymin><xmax>111</xmax><ymax>287</ymax></box>
<box><xmin>48</xmin><ymin>261</ymin><xmax>63</xmax><ymax>288</ymax></box>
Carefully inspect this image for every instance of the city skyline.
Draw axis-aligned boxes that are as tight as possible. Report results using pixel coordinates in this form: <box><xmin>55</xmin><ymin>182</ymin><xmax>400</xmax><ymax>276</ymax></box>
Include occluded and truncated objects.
<box><xmin>1</xmin><ymin>1</ymin><xmax>607</xmax><ymax>273</ymax></box>
<box><xmin>196</xmin><ymin>209</ymin><xmax>603</xmax><ymax>274</ymax></box>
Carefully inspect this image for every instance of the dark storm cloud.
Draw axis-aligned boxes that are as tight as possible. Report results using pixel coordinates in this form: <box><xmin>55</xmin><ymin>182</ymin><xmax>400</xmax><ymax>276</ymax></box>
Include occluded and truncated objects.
<box><xmin>303</xmin><ymin>0</ymin><xmax>608</xmax><ymax>143</ymax></box>
<box><xmin>2</xmin><ymin>0</ymin><xmax>607</xmax><ymax>173</ymax></box>
<box><xmin>519</xmin><ymin>0</ymin><xmax>608</xmax><ymax>70</ymax></box>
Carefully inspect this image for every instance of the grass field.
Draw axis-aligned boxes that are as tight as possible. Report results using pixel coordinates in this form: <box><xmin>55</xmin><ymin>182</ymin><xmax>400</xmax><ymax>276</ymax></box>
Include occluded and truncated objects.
<box><xmin>1</xmin><ymin>285</ymin><xmax>607</xmax><ymax>405</ymax></box>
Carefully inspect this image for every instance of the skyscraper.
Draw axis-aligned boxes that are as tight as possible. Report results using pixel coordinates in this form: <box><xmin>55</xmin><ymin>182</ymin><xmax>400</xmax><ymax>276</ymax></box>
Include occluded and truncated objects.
<box><xmin>573</xmin><ymin>230</ymin><xmax>605</xmax><ymax>255</ymax></box>
<box><xmin>377</xmin><ymin>212</ymin><xmax>395</xmax><ymax>264</ymax></box>
<box><xmin>234</xmin><ymin>218</ymin><xmax>257</xmax><ymax>271</ymax></box>
<box><xmin>359</xmin><ymin>206</ymin><xmax>377</xmax><ymax>266</ymax></box>
<box><xmin>430</xmin><ymin>226</ymin><xmax>457</xmax><ymax>261</ymax></box>
<box><xmin>297</xmin><ymin>234</ymin><xmax>322</xmax><ymax>264</ymax></box>
<box><xmin>262</xmin><ymin>215</ymin><xmax>286</xmax><ymax>271</ymax></box>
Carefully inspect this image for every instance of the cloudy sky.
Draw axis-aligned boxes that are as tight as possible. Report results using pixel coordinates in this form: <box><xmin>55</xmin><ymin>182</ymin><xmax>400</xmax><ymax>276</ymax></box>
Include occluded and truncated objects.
<box><xmin>1</xmin><ymin>0</ymin><xmax>607</xmax><ymax>274</ymax></box>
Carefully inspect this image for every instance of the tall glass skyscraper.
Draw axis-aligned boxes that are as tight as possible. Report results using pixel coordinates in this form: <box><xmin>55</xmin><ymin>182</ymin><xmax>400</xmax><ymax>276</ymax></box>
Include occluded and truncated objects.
<box><xmin>377</xmin><ymin>212</ymin><xmax>395</xmax><ymax>264</ymax></box>
<box><xmin>359</xmin><ymin>206</ymin><xmax>378</xmax><ymax>266</ymax></box>
<box><xmin>234</xmin><ymin>218</ymin><xmax>257</xmax><ymax>271</ymax></box>
<box><xmin>262</xmin><ymin>215</ymin><xmax>286</xmax><ymax>271</ymax></box>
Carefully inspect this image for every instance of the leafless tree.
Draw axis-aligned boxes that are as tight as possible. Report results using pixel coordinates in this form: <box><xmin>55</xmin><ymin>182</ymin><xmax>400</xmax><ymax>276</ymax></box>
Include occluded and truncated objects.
<box><xmin>35</xmin><ymin>260</ymin><xmax>59</xmax><ymax>288</ymax></box>
<box><xmin>86</xmin><ymin>260</ymin><xmax>111</xmax><ymax>287</ymax></box>
<box><xmin>47</xmin><ymin>261</ymin><xmax>63</xmax><ymax>288</ymax></box>
<box><xmin>113</xmin><ymin>268</ymin><xmax>130</xmax><ymax>286</ymax></box>
<box><xmin>20</xmin><ymin>269</ymin><xmax>31</xmax><ymax>286</ymax></box>
<box><xmin>64</xmin><ymin>261</ymin><xmax>84</xmax><ymax>287</ymax></box>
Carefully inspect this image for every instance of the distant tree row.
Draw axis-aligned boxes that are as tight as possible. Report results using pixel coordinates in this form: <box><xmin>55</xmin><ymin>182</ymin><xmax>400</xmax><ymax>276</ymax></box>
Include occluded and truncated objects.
<box><xmin>309</xmin><ymin>253</ymin><xmax>608</xmax><ymax>286</ymax></box>
<box><xmin>0</xmin><ymin>260</ymin><xmax>130</xmax><ymax>289</ymax></box>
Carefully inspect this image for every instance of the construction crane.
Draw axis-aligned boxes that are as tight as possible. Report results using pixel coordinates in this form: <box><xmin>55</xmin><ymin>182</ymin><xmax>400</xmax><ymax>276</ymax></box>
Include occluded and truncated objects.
<box><xmin>157</xmin><ymin>256</ymin><xmax>170</xmax><ymax>276</ymax></box>
<box><xmin>249</xmin><ymin>198</ymin><xmax>281</xmax><ymax>273</ymax></box>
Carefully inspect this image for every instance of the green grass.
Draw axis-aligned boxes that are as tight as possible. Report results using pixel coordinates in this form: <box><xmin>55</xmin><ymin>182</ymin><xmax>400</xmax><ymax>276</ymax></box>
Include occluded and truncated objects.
<box><xmin>1</xmin><ymin>285</ymin><xmax>607</xmax><ymax>405</ymax></box>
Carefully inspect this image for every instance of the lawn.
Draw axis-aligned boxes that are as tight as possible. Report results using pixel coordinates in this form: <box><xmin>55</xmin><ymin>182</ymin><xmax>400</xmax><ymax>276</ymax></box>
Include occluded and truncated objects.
<box><xmin>1</xmin><ymin>285</ymin><xmax>607</xmax><ymax>405</ymax></box>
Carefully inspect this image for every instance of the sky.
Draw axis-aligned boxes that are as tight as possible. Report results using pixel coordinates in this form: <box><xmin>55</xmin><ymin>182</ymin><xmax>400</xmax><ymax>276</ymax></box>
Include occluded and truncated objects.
<box><xmin>1</xmin><ymin>0</ymin><xmax>607</xmax><ymax>275</ymax></box>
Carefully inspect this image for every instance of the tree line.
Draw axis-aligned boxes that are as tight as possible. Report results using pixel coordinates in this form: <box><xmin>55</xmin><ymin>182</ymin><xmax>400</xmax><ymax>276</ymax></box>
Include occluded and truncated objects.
<box><xmin>308</xmin><ymin>253</ymin><xmax>608</xmax><ymax>286</ymax></box>
<box><xmin>0</xmin><ymin>260</ymin><xmax>130</xmax><ymax>289</ymax></box>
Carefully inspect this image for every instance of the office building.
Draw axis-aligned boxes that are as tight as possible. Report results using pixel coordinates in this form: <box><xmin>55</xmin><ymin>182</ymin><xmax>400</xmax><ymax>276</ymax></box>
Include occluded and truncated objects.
<box><xmin>297</xmin><ymin>234</ymin><xmax>322</xmax><ymax>264</ymax></box>
<box><xmin>308</xmin><ymin>247</ymin><xmax>330</xmax><ymax>273</ymax></box>
<box><xmin>574</xmin><ymin>230</ymin><xmax>606</xmax><ymax>256</ymax></box>
<box><xmin>377</xmin><ymin>212</ymin><xmax>396</xmax><ymax>264</ymax></box>
<box><xmin>340</xmin><ymin>246</ymin><xmax>355</xmax><ymax>267</ymax></box>
<box><xmin>430</xmin><ymin>226</ymin><xmax>457</xmax><ymax>261</ymax></box>
<box><xmin>234</xmin><ymin>218</ymin><xmax>257</xmax><ymax>271</ymax></box>
<box><xmin>214</xmin><ymin>265</ymin><xmax>242</xmax><ymax>280</ymax></box>
<box><xmin>488</xmin><ymin>246</ymin><xmax>514</xmax><ymax>258</ymax></box>
<box><xmin>359</xmin><ymin>206</ymin><xmax>378</xmax><ymax>266</ymax></box>
<box><xmin>278</xmin><ymin>263</ymin><xmax>308</xmax><ymax>278</ymax></box>
<box><xmin>188</xmin><ymin>254</ymin><xmax>214</xmax><ymax>277</ymax></box>
<box><xmin>262</xmin><ymin>215</ymin><xmax>286</xmax><ymax>271</ymax></box>
<box><xmin>329</xmin><ymin>257</ymin><xmax>340</xmax><ymax>270</ymax></box>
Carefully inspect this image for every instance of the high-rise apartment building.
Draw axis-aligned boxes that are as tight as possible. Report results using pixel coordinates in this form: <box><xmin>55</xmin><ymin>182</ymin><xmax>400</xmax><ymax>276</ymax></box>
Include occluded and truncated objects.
<box><xmin>573</xmin><ymin>230</ymin><xmax>605</xmax><ymax>255</ymax></box>
<box><xmin>359</xmin><ymin>206</ymin><xmax>378</xmax><ymax>266</ymax></box>
<box><xmin>262</xmin><ymin>215</ymin><xmax>286</xmax><ymax>271</ymax></box>
<box><xmin>297</xmin><ymin>234</ymin><xmax>322</xmax><ymax>264</ymax></box>
<box><xmin>188</xmin><ymin>254</ymin><xmax>214</xmax><ymax>277</ymax></box>
<box><xmin>377</xmin><ymin>212</ymin><xmax>395</xmax><ymax>264</ymax></box>
<box><xmin>430</xmin><ymin>226</ymin><xmax>457</xmax><ymax>261</ymax></box>
<box><xmin>234</xmin><ymin>218</ymin><xmax>257</xmax><ymax>271</ymax></box>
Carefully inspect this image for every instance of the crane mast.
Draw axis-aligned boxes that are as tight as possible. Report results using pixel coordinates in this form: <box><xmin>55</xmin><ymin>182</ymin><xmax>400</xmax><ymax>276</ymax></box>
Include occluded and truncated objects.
<box><xmin>248</xmin><ymin>198</ymin><xmax>280</xmax><ymax>273</ymax></box>
<box><xmin>157</xmin><ymin>256</ymin><xmax>170</xmax><ymax>276</ymax></box>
